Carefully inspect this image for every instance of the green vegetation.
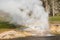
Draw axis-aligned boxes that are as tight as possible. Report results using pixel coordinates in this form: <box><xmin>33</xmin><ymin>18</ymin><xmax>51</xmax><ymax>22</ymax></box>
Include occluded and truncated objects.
<box><xmin>49</xmin><ymin>16</ymin><xmax>60</xmax><ymax>23</ymax></box>
<box><xmin>49</xmin><ymin>16</ymin><xmax>60</xmax><ymax>21</ymax></box>
<box><xmin>0</xmin><ymin>21</ymin><xmax>27</xmax><ymax>29</ymax></box>
<box><xmin>0</xmin><ymin>21</ymin><xmax>16</xmax><ymax>29</ymax></box>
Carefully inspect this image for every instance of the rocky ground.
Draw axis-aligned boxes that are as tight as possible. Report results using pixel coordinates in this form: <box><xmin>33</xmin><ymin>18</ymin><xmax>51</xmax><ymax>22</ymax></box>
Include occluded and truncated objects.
<box><xmin>0</xmin><ymin>30</ymin><xmax>33</xmax><ymax>39</ymax></box>
<box><xmin>0</xmin><ymin>24</ymin><xmax>60</xmax><ymax>39</ymax></box>
<box><xmin>50</xmin><ymin>24</ymin><xmax>60</xmax><ymax>35</ymax></box>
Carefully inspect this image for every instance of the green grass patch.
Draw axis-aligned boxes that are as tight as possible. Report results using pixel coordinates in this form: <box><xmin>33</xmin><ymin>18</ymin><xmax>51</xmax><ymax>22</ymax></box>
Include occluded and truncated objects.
<box><xmin>0</xmin><ymin>21</ymin><xmax>16</xmax><ymax>29</ymax></box>
<box><xmin>49</xmin><ymin>16</ymin><xmax>60</xmax><ymax>23</ymax></box>
<box><xmin>49</xmin><ymin>16</ymin><xmax>60</xmax><ymax>21</ymax></box>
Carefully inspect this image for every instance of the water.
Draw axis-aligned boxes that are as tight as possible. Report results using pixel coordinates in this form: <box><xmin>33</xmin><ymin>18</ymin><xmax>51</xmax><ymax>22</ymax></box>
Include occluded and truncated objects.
<box><xmin>0</xmin><ymin>0</ymin><xmax>51</xmax><ymax>36</ymax></box>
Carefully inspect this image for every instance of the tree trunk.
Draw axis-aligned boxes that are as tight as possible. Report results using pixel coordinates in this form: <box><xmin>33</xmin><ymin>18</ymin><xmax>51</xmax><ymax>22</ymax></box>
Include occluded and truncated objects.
<box><xmin>52</xmin><ymin>0</ymin><xmax>55</xmax><ymax>16</ymax></box>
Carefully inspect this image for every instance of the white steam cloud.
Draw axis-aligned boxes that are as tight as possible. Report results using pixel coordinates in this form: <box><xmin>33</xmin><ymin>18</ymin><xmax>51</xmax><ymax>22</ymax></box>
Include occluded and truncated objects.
<box><xmin>0</xmin><ymin>0</ymin><xmax>49</xmax><ymax>32</ymax></box>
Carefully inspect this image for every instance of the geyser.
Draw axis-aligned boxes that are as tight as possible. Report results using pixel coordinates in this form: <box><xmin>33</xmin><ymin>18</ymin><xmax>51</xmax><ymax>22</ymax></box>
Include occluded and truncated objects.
<box><xmin>0</xmin><ymin>0</ymin><xmax>51</xmax><ymax>36</ymax></box>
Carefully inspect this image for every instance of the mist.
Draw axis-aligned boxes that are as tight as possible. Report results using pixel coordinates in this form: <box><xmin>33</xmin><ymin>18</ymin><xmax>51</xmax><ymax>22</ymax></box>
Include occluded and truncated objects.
<box><xmin>0</xmin><ymin>0</ymin><xmax>49</xmax><ymax>33</ymax></box>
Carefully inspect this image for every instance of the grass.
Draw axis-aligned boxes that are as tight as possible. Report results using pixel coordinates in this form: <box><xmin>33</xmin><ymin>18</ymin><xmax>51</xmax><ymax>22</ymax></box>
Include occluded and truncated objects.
<box><xmin>0</xmin><ymin>21</ymin><xmax>16</xmax><ymax>29</ymax></box>
<box><xmin>0</xmin><ymin>21</ymin><xmax>17</xmax><ymax>33</ymax></box>
<box><xmin>0</xmin><ymin>21</ymin><xmax>26</xmax><ymax>29</ymax></box>
<box><xmin>49</xmin><ymin>16</ymin><xmax>60</xmax><ymax>21</ymax></box>
<box><xmin>49</xmin><ymin>16</ymin><xmax>60</xmax><ymax>23</ymax></box>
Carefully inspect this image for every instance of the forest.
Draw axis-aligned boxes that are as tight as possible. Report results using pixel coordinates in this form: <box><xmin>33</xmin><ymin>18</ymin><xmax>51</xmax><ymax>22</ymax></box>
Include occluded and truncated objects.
<box><xmin>42</xmin><ymin>0</ymin><xmax>60</xmax><ymax>16</ymax></box>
